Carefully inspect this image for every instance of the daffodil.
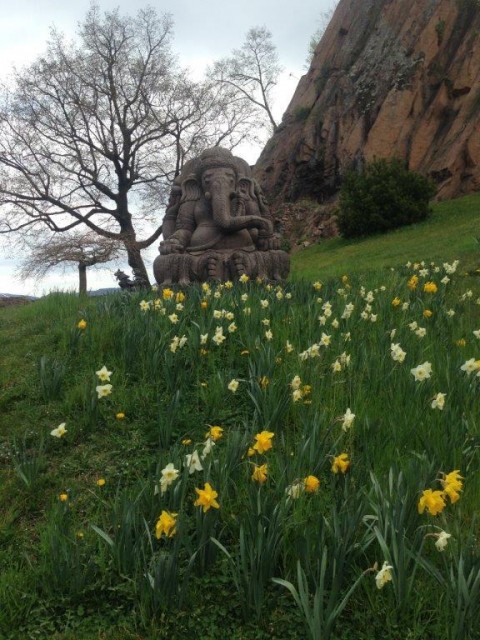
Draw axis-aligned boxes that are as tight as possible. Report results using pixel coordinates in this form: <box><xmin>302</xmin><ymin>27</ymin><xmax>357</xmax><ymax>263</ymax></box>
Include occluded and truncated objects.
<box><xmin>77</xmin><ymin>319</ymin><xmax>87</xmax><ymax>329</ymax></box>
<box><xmin>375</xmin><ymin>561</ymin><xmax>393</xmax><ymax>589</ymax></box>
<box><xmin>424</xmin><ymin>282</ymin><xmax>438</xmax><ymax>293</ymax></box>
<box><xmin>155</xmin><ymin>510</ymin><xmax>177</xmax><ymax>538</ymax></box>
<box><xmin>431</xmin><ymin>393</ymin><xmax>446</xmax><ymax>410</ymax></box>
<box><xmin>96</xmin><ymin>384</ymin><xmax>113</xmax><ymax>399</ymax></box>
<box><xmin>441</xmin><ymin>470</ymin><xmax>463</xmax><ymax>503</ymax></box>
<box><xmin>194</xmin><ymin>482</ymin><xmax>220</xmax><ymax>512</ymax></box>
<box><xmin>206</xmin><ymin>426</ymin><xmax>224</xmax><ymax>441</ymax></box>
<box><xmin>59</xmin><ymin>493</ymin><xmax>69</xmax><ymax>502</ymax></box>
<box><xmin>185</xmin><ymin>450</ymin><xmax>203</xmax><ymax>474</ymax></box>
<box><xmin>95</xmin><ymin>366</ymin><xmax>112</xmax><ymax>382</ymax></box>
<box><xmin>341</xmin><ymin>408</ymin><xmax>355</xmax><ymax>431</ymax></box>
<box><xmin>116</xmin><ymin>412</ymin><xmax>125</xmax><ymax>420</ymax></box>
<box><xmin>96</xmin><ymin>478</ymin><xmax>106</xmax><ymax>487</ymax></box>
<box><xmin>252</xmin><ymin>430</ymin><xmax>274</xmax><ymax>454</ymax></box>
<box><xmin>418</xmin><ymin>489</ymin><xmax>446</xmax><ymax>516</ymax></box>
<box><xmin>159</xmin><ymin>463</ymin><xmax>180</xmax><ymax>494</ymax></box>
<box><xmin>286</xmin><ymin>481</ymin><xmax>303</xmax><ymax>498</ymax></box>
<box><xmin>50</xmin><ymin>422</ymin><xmax>67</xmax><ymax>438</ymax></box>
<box><xmin>410</xmin><ymin>361</ymin><xmax>432</xmax><ymax>382</ymax></box>
<box><xmin>252</xmin><ymin>463</ymin><xmax>268</xmax><ymax>484</ymax></box>
<box><xmin>227</xmin><ymin>379</ymin><xmax>239</xmax><ymax>393</ymax></box>
<box><xmin>331</xmin><ymin>453</ymin><xmax>350</xmax><ymax>474</ymax></box>
<box><xmin>434</xmin><ymin>530</ymin><xmax>452</xmax><ymax>551</ymax></box>
<box><xmin>304</xmin><ymin>475</ymin><xmax>320</xmax><ymax>493</ymax></box>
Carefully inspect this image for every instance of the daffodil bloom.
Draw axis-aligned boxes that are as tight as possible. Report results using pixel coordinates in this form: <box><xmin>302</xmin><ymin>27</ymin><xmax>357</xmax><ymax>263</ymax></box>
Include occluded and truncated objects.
<box><xmin>212</xmin><ymin>327</ymin><xmax>226</xmax><ymax>346</ymax></box>
<box><xmin>415</xmin><ymin>327</ymin><xmax>427</xmax><ymax>338</ymax></box>
<box><xmin>407</xmin><ymin>275</ymin><xmax>418</xmax><ymax>290</ymax></box>
<box><xmin>50</xmin><ymin>422</ymin><xmax>67</xmax><ymax>438</ymax></box>
<box><xmin>200</xmin><ymin>300</ymin><xmax>208</xmax><ymax>310</ymax></box>
<box><xmin>423</xmin><ymin>309</ymin><xmax>433</xmax><ymax>318</ymax></box>
<box><xmin>160</xmin><ymin>463</ymin><xmax>180</xmax><ymax>494</ymax></box>
<box><xmin>185</xmin><ymin>450</ymin><xmax>203</xmax><ymax>474</ymax></box>
<box><xmin>390</xmin><ymin>343</ymin><xmax>406</xmax><ymax>363</ymax></box>
<box><xmin>139</xmin><ymin>300</ymin><xmax>150</xmax><ymax>312</ymax></box>
<box><xmin>424</xmin><ymin>282</ymin><xmax>438</xmax><ymax>293</ymax></box>
<box><xmin>290</xmin><ymin>375</ymin><xmax>302</xmax><ymax>390</ymax></box>
<box><xmin>418</xmin><ymin>489</ymin><xmax>446</xmax><ymax>515</ymax></box>
<box><xmin>460</xmin><ymin>358</ymin><xmax>480</xmax><ymax>375</ymax></box>
<box><xmin>206</xmin><ymin>426</ymin><xmax>224</xmax><ymax>441</ymax></box>
<box><xmin>375</xmin><ymin>561</ymin><xmax>393</xmax><ymax>589</ymax></box>
<box><xmin>286</xmin><ymin>481</ymin><xmax>303</xmax><ymax>498</ymax></box>
<box><xmin>331</xmin><ymin>318</ymin><xmax>339</xmax><ymax>329</ymax></box>
<box><xmin>313</xmin><ymin>281</ymin><xmax>322</xmax><ymax>291</ymax></box>
<box><xmin>116</xmin><ymin>412</ymin><xmax>125</xmax><ymax>420</ymax></box>
<box><xmin>194</xmin><ymin>482</ymin><xmax>220</xmax><ymax>512</ymax></box>
<box><xmin>59</xmin><ymin>493</ymin><xmax>68</xmax><ymax>502</ymax></box>
<box><xmin>259</xmin><ymin>376</ymin><xmax>269</xmax><ymax>390</ymax></box>
<box><xmin>441</xmin><ymin>470</ymin><xmax>463</xmax><ymax>503</ymax></box>
<box><xmin>228</xmin><ymin>322</ymin><xmax>237</xmax><ymax>333</ymax></box>
<box><xmin>95</xmin><ymin>365</ymin><xmax>112</xmax><ymax>382</ymax></box>
<box><xmin>332</xmin><ymin>360</ymin><xmax>342</xmax><ymax>373</ymax></box>
<box><xmin>96</xmin><ymin>384</ymin><xmax>113</xmax><ymax>399</ymax></box>
<box><xmin>260</xmin><ymin>299</ymin><xmax>269</xmax><ymax>309</ymax></box>
<box><xmin>410</xmin><ymin>361</ymin><xmax>432</xmax><ymax>382</ymax></box>
<box><xmin>227</xmin><ymin>379</ymin><xmax>239</xmax><ymax>393</ymax></box>
<box><xmin>77</xmin><ymin>319</ymin><xmax>87</xmax><ymax>329</ymax></box>
<box><xmin>181</xmin><ymin>438</ymin><xmax>192</xmax><ymax>445</ymax></box>
<box><xmin>201</xmin><ymin>437</ymin><xmax>215</xmax><ymax>459</ymax></box>
<box><xmin>304</xmin><ymin>475</ymin><xmax>320</xmax><ymax>493</ymax></box>
<box><xmin>252</xmin><ymin>463</ymin><xmax>268</xmax><ymax>484</ymax></box>
<box><xmin>331</xmin><ymin>453</ymin><xmax>350</xmax><ymax>474</ymax></box>
<box><xmin>239</xmin><ymin>274</ymin><xmax>249</xmax><ymax>283</ymax></box>
<box><xmin>168</xmin><ymin>313</ymin><xmax>179</xmax><ymax>324</ymax></box>
<box><xmin>285</xmin><ymin>341</ymin><xmax>294</xmax><ymax>353</ymax></box>
<box><xmin>292</xmin><ymin>389</ymin><xmax>303</xmax><ymax>402</ymax></box>
<box><xmin>265</xmin><ymin>329</ymin><xmax>273</xmax><ymax>341</ymax></box>
<box><xmin>392</xmin><ymin>297</ymin><xmax>401</xmax><ymax>307</ymax></box>
<box><xmin>341</xmin><ymin>408</ymin><xmax>355</xmax><ymax>431</ymax></box>
<box><xmin>176</xmin><ymin>291</ymin><xmax>185</xmax><ymax>303</ymax></box>
<box><xmin>253</xmin><ymin>431</ymin><xmax>274</xmax><ymax>454</ymax></box>
<box><xmin>434</xmin><ymin>530</ymin><xmax>452</xmax><ymax>551</ymax></box>
<box><xmin>456</xmin><ymin>338</ymin><xmax>466</xmax><ymax>347</ymax></box>
<box><xmin>162</xmin><ymin>288</ymin><xmax>174</xmax><ymax>300</ymax></box>
<box><xmin>155</xmin><ymin>510</ymin><xmax>177</xmax><ymax>538</ymax></box>
<box><xmin>96</xmin><ymin>478</ymin><xmax>106</xmax><ymax>487</ymax></box>
<box><xmin>431</xmin><ymin>393</ymin><xmax>446</xmax><ymax>410</ymax></box>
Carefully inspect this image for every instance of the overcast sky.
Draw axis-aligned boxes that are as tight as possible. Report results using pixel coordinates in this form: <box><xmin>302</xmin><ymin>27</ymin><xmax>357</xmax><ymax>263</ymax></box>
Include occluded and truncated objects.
<box><xmin>0</xmin><ymin>0</ymin><xmax>334</xmax><ymax>295</ymax></box>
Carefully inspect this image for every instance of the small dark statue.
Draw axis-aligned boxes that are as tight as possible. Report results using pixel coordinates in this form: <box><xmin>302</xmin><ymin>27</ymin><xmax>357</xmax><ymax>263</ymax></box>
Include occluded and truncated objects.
<box><xmin>153</xmin><ymin>147</ymin><xmax>290</xmax><ymax>285</ymax></box>
<box><xmin>114</xmin><ymin>268</ymin><xmax>149</xmax><ymax>290</ymax></box>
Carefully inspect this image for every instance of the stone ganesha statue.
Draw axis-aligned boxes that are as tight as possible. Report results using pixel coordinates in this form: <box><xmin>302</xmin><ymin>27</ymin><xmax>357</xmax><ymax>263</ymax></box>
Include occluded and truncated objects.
<box><xmin>153</xmin><ymin>147</ymin><xmax>290</xmax><ymax>285</ymax></box>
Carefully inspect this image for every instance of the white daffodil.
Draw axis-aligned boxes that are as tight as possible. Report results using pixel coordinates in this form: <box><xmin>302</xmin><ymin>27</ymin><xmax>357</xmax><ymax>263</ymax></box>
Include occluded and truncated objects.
<box><xmin>435</xmin><ymin>530</ymin><xmax>451</xmax><ymax>552</ymax></box>
<box><xmin>185</xmin><ymin>450</ymin><xmax>203</xmax><ymax>474</ymax></box>
<box><xmin>460</xmin><ymin>358</ymin><xmax>479</xmax><ymax>375</ymax></box>
<box><xmin>410</xmin><ymin>362</ymin><xmax>432</xmax><ymax>382</ymax></box>
<box><xmin>158</xmin><ymin>462</ymin><xmax>180</xmax><ymax>494</ymax></box>
<box><xmin>95</xmin><ymin>365</ymin><xmax>112</xmax><ymax>382</ymax></box>
<box><xmin>375</xmin><ymin>561</ymin><xmax>393</xmax><ymax>589</ymax></box>
<box><xmin>228</xmin><ymin>379</ymin><xmax>239</xmax><ymax>393</ymax></box>
<box><xmin>50</xmin><ymin>423</ymin><xmax>67</xmax><ymax>438</ymax></box>
<box><xmin>431</xmin><ymin>392</ymin><xmax>446</xmax><ymax>410</ymax></box>
<box><xmin>96</xmin><ymin>384</ymin><xmax>113</xmax><ymax>399</ymax></box>
<box><xmin>341</xmin><ymin>408</ymin><xmax>355</xmax><ymax>431</ymax></box>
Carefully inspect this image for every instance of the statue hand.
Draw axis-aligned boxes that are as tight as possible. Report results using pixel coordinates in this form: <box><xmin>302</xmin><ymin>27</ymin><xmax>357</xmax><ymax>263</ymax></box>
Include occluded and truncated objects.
<box><xmin>257</xmin><ymin>231</ymin><xmax>280</xmax><ymax>251</ymax></box>
<box><xmin>160</xmin><ymin>237</ymin><xmax>184</xmax><ymax>255</ymax></box>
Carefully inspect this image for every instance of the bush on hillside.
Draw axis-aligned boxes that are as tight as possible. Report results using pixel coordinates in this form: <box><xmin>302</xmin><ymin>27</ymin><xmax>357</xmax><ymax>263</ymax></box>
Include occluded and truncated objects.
<box><xmin>337</xmin><ymin>158</ymin><xmax>436</xmax><ymax>238</ymax></box>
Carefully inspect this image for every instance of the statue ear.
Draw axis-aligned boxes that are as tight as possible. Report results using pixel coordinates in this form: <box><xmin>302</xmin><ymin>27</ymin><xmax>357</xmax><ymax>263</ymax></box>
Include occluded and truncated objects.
<box><xmin>181</xmin><ymin>176</ymin><xmax>201</xmax><ymax>202</ymax></box>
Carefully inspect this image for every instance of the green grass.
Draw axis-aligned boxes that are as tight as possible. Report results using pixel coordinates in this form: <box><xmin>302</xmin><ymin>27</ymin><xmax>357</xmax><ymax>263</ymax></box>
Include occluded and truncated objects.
<box><xmin>291</xmin><ymin>193</ymin><xmax>480</xmax><ymax>279</ymax></box>
<box><xmin>1</xmin><ymin>197</ymin><xmax>480</xmax><ymax>639</ymax></box>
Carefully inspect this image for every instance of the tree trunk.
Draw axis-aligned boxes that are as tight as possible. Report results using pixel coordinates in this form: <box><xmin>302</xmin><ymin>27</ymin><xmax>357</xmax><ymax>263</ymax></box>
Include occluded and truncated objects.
<box><xmin>78</xmin><ymin>262</ymin><xmax>87</xmax><ymax>295</ymax></box>
<box><xmin>125</xmin><ymin>240</ymin><xmax>150</xmax><ymax>287</ymax></box>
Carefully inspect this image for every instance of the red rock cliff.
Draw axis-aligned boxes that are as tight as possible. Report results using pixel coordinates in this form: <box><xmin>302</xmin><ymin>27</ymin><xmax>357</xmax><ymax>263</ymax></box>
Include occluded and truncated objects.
<box><xmin>254</xmin><ymin>0</ymin><xmax>480</xmax><ymax>202</ymax></box>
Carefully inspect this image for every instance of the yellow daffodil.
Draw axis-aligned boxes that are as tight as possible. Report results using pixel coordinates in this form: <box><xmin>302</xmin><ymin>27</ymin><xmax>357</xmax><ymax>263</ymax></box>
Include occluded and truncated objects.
<box><xmin>251</xmin><ymin>463</ymin><xmax>268</xmax><ymax>484</ymax></box>
<box><xmin>181</xmin><ymin>438</ymin><xmax>192</xmax><ymax>445</ymax></box>
<box><xmin>227</xmin><ymin>379</ymin><xmax>239</xmax><ymax>393</ymax></box>
<box><xmin>331</xmin><ymin>453</ymin><xmax>350</xmax><ymax>474</ymax></box>
<box><xmin>407</xmin><ymin>275</ymin><xmax>418</xmax><ymax>290</ymax></box>
<box><xmin>200</xmin><ymin>300</ymin><xmax>208</xmax><ymax>309</ymax></box>
<box><xmin>96</xmin><ymin>478</ymin><xmax>106</xmax><ymax>487</ymax></box>
<box><xmin>375</xmin><ymin>561</ymin><xmax>393</xmax><ymax>589</ymax></box>
<box><xmin>424</xmin><ymin>282</ymin><xmax>438</xmax><ymax>293</ymax></box>
<box><xmin>418</xmin><ymin>489</ymin><xmax>446</xmax><ymax>515</ymax></box>
<box><xmin>162</xmin><ymin>288</ymin><xmax>174</xmax><ymax>300</ymax></box>
<box><xmin>77</xmin><ymin>319</ymin><xmax>87</xmax><ymax>329</ymax></box>
<box><xmin>194</xmin><ymin>482</ymin><xmax>220</xmax><ymax>512</ymax></box>
<box><xmin>253</xmin><ymin>430</ymin><xmax>274</xmax><ymax>454</ymax></box>
<box><xmin>116</xmin><ymin>412</ymin><xmax>125</xmax><ymax>420</ymax></box>
<box><xmin>304</xmin><ymin>475</ymin><xmax>320</xmax><ymax>493</ymax></box>
<box><xmin>155</xmin><ymin>510</ymin><xmax>178</xmax><ymax>538</ymax></box>
<box><xmin>206</xmin><ymin>426</ymin><xmax>224</xmax><ymax>441</ymax></box>
<box><xmin>392</xmin><ymin>297</ymin><xmax>401</xmax><ymax>307</ymax></box>
<box><xmin>59</xmin><ymin>493</ymin><xmax>68</xmax><ymax>502</ymax></box>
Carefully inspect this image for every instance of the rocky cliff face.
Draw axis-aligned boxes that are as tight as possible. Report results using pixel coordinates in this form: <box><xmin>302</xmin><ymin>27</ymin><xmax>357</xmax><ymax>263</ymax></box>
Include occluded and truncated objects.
<box><xmin>255</xmin><ymin>0</ymin><xmax>480</xmax><ymax>203</ymax></box>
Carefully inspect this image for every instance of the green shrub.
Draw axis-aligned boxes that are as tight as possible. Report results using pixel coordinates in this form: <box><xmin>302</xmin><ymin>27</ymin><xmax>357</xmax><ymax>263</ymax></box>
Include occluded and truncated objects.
<box><xmin>337</xmin><ymin>158</ymin><xmax>436</xmax><ymax>238</ymax></box>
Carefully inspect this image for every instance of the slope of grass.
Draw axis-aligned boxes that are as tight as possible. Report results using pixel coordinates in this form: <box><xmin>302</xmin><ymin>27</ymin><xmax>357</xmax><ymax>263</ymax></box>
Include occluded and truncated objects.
<box><xmin>291</xmin><ymin>193</ymin><xmax>480</xmax><ymax>280</ymax></box>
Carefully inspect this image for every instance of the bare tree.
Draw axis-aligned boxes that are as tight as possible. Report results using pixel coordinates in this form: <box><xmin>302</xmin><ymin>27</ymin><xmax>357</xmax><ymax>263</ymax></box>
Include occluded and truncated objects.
<box><xmin>18</xmin><ymin>231</ymin><xmax>123</xmax><ymax>294</ymax></box>
<box><xmin>212</xmin><ymin>26</ymin><xmax>282</xmax><ymax>133</ymax></box>
<box><xmin>0</xmin><ymin>5</ymin><xmax>261</xmax><ymax>286</ymax></box>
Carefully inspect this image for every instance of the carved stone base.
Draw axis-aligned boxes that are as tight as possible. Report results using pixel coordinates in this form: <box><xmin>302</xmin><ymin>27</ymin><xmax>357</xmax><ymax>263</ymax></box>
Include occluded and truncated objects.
<box><xmin>153</xmin><ymin>249</ymin><xmax>290</xmax><ymax>285</ymax></box>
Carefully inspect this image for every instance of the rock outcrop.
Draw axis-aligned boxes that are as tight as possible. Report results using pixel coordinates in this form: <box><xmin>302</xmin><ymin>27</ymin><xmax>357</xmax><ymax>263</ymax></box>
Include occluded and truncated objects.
<box><xmin>255</xmin><ymin>0</ymin><xmax>480</xmax><ymax>203</ymax></box>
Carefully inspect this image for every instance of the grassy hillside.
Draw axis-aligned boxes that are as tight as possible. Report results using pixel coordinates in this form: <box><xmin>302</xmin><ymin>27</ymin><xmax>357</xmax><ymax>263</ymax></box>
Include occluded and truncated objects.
<box><xmin>291</xmin><ymin>193</ymin><xmax>480</xmax><ymax>280</ymax></box>
<box><xmin>0</xmin><ymin>195</ymin><xmax>480</xmax><ymax>640</ymax></box>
